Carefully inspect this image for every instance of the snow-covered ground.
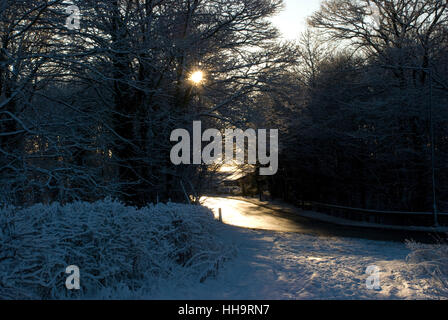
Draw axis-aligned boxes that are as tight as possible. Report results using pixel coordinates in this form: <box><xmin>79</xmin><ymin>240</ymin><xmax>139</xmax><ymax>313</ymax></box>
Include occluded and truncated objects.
<box><xmin>153</xmin><ymin>197</ymin><xmax>437</xmax><ymax>300</ymax></box>
<box><xmin>0</xmin><ymin>197</ymin><xmax>442</xmax><ymax>299</ymax></box>
<box><xmin>0</xmin><ymin>199</ymin><xmax>233</xmax><ymax>299</ymax></box>
<box><xmin>156</xmin><ymin>223</ymin><xmax>431</xmax><ymax>299</ymax></box>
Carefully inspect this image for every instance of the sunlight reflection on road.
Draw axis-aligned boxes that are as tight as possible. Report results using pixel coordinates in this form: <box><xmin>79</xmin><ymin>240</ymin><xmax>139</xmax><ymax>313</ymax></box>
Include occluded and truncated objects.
<box><xmin>201</xmin><ymin>196</ymin><xmax>444</xmax><ymax>244</ymax></box>
<box><xmin>201</xmin><ymin>197</ymin><xmax>305</xmax><ymax>233</ymax></box>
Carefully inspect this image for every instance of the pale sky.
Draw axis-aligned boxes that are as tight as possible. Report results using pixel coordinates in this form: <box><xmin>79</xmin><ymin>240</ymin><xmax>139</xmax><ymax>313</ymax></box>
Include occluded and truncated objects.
<box><xmin>271</xmin><ymin>0</ymin><xmax>323</xmax><ymax>40</ymax></box>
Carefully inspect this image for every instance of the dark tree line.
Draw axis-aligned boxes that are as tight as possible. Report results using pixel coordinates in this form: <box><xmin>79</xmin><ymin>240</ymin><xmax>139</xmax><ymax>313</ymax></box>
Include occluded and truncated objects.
<box><xmin>2</xmin><ymin>0</ymin><xmax>447</xmax><ymax>215</ymax></box>
<box><xmin>266</xmin><ymin>0</ymin><xmax>448</xmax><ymax>213</ymax></box>
<box><xmin>0</xmin><ymin>0</ymin><xmax>292</xmax><ymax>206</ymax></box>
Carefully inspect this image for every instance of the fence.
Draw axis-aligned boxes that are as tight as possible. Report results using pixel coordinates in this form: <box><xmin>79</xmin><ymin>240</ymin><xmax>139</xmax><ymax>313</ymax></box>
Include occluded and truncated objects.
<box><xmin>297</xmin><ymin>200</ymin><xmax>448</xmax><ymax>227</ymax></box>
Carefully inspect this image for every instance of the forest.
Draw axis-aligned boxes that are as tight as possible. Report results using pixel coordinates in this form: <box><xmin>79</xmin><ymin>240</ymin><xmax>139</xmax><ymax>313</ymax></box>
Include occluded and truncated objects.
<box><xmin>1</xmin><ymin>0</ymin><xmax>447</xmax><ymax>215</ymax></box>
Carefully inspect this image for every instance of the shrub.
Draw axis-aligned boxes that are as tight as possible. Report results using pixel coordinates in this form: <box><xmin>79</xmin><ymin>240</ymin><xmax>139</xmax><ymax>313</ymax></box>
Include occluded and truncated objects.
<box><xmin>0</xmin><ymin>199</ymin><xmax>234</xmax><ymax>299</ymax></box>
<box><xmin>406</xmin><ymin>239</ymin><xmax>448</xmax><ymax>299</ymax></box>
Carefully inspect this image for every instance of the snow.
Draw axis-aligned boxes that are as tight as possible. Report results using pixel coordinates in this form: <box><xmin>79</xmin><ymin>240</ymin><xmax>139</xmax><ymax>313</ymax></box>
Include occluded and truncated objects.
<box><xmin>154</xmin><ymin>197</ymin><xmax>443</xmax><ymax>300</ymax></box>
<box><xmin>230</xmin><ymin>196</ymin><xmax>448</xmax><ymax>233</ymax></box>
<box><xmin>0</xmin><ymin>199</ymin><xmax>235</xmax><ymax>299</ymax></box>
<box><xmin>0</xmin><ymin>197</ymin><xmax>444</xmax><ymax>299</ymax></box>
<box><xmin>154</xmin><ymin>224</ymin><xmax>432</xmax><ymax>300</ymax></box>
<box><xmin>406</xmin><ymin>240</ymin><xmax>448</xmax><ymax>298</ymax></box>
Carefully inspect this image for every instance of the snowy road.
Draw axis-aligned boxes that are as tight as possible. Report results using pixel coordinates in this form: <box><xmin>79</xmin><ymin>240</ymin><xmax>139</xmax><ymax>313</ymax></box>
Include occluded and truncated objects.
<box><xmin>201</xmin><ymin>197</ymin><xmax>436</xmax><ymax>242</ymax></box>
<box><xmin>155</xmin><ymin>197</ymin><xmax>431</xmax><ymax>299</ymax></box>
<box><xmin>202</xmin><ymin>196</ymin><xmax>310</xmax><ymax>233</ymax></box>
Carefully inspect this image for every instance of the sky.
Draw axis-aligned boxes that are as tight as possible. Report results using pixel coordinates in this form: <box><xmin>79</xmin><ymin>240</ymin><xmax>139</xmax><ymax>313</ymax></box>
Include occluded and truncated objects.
<box><xmin>271</xmin><ymin>0</ymin><xmax>323</xmax><ymax>40</ymax></box>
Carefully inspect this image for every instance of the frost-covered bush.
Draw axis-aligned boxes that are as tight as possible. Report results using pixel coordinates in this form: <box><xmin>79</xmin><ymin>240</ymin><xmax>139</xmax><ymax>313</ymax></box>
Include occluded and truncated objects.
<box><xmin>0</xmin><ymin>199</ymin><xmax>234</xmax><ymax>299</ymax></box>
<box><xmin>406</xmin><ymin>239</ymin><xmax>448</xmax><ymax>299</ymax></box>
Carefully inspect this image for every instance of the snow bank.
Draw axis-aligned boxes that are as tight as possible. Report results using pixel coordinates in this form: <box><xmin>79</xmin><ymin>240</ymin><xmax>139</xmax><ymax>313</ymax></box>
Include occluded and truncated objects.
<box><xmin>406</xmin><ymin>240</ymin><xmax>448</xmax><ymax>299</ymax></box>
<box><xmin>0</xmin><ymin>199</ymin><xmax>235</xmax><ymax>299</ymax></box>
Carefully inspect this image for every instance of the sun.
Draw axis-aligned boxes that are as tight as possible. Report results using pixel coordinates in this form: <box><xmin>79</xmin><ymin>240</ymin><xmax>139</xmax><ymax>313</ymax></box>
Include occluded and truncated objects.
<box><xmin>190</xmin><ymin>70</ymin><xmax>204</xmax><ymax>84</ymax></box>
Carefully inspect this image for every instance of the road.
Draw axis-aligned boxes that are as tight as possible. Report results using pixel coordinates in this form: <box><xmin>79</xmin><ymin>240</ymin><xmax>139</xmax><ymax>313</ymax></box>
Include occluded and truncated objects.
<box><xmin>155</xmin><ymin>196</ymin><xmax>434</xmax><ymax>299</ymax></box>
<box><xmin>201</xmin><ymin>196</ymin><xmax>441</xmax><ymax>243</ymax></box>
